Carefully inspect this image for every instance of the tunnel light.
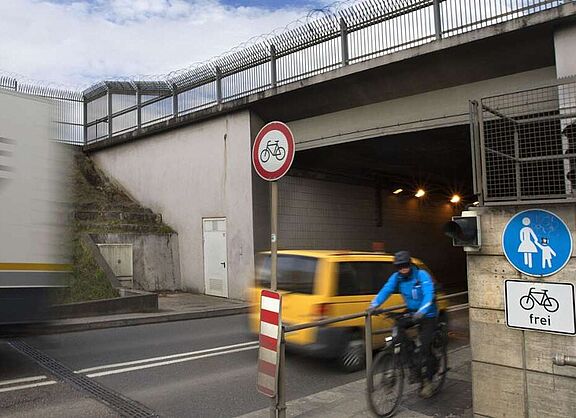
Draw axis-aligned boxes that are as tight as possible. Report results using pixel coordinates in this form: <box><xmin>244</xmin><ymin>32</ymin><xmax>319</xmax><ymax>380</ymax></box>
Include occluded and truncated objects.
<box><xmin>393</xmin><ymin>188</ymin><xmax>403</xmax><ymax>194</ymax></box>
<box><xmin>450</xmin><ymin>194</ymin><xmax>461</xmax><ymax>204</ymax></box>
<box><xmin>415</xmin><ymin>189</ymin><xmax>425</xmax><ymax>198</ymax></box>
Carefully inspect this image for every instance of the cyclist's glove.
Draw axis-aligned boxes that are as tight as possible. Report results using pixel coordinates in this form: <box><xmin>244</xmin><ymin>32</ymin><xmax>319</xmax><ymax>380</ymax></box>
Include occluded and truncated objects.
<box><xmin>413</xmin><ymin>310</ymin><xmax>424</xmax><ymax>321</ymax></box>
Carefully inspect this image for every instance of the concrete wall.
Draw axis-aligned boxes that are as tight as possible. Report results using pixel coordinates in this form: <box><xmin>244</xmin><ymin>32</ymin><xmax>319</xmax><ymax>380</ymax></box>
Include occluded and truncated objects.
<box><xmin>467</xmin><ymin>205</ymin><xmax>576</xmax><ymax>418</ymax></box>
<box><xmin>554</xmin><ymin>24</ymin><xmax>576</xmax><ymax>78</ymax></box>
<box><xmin>266</xmin><ymin>176</ymin><xmax>466</xmax><ymax>289</ymax></box>
<box><xmin>91</xmin><ymin>111</ymin><xmax>255</xmax><ymax>300</ymax></box>
<box><xmin>288</xmin><ymin>67</ymin><xmax>556</xmax><ymax>151</ymax></box>
<box><xmin>92</xmin><ymin>233</ymin><xmax>181</xmax><ymax>292</ymax></box>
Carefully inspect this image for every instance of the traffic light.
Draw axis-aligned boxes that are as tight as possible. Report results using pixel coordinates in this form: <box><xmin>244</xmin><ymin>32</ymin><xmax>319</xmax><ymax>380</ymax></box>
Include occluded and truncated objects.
<box><xmin>443</xmin><ymin>211</ymin><xmax>481</xmax><ymax>250</ymax></box>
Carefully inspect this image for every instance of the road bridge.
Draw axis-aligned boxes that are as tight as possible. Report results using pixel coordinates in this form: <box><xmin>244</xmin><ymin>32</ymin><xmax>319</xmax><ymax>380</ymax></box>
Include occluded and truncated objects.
<box><xmin>82</xmin><ymin>2</ymin><xmax>575</xmax><ymax>301</ymax></box>
<box><xmin>5</xmin><ymin>2</ymin><xmax>574</xmax><ymax>416</ymax></box>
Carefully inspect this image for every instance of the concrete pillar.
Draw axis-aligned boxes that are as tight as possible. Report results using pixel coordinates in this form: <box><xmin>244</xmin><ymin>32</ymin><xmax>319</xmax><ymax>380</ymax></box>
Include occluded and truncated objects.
<box><xmin>468</xmin><ymin>205</ymin><xmax>576</xmax><ymax>418</ymax></box>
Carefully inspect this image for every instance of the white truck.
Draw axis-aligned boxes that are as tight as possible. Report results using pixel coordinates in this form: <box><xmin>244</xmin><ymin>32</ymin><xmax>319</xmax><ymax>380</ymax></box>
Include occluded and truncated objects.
<box><xmin>0</xmin><ymin>89</ymin><xmax>70</xmax><ymax>325</ymax></box>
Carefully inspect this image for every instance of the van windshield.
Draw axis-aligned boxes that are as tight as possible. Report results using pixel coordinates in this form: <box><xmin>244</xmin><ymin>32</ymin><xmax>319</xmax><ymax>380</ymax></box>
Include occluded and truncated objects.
<box><xmin>255</xmin><ymin>255</ymin><xmax>317</xmax><ymax>294</ymax></box>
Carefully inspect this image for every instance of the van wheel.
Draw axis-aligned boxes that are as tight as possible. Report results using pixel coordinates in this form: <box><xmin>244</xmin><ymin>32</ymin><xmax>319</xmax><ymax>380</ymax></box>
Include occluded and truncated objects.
<box><xmin>339</xmin><ymin>337</ymin><xmax>365</xmax><ymax>373</ymax></box>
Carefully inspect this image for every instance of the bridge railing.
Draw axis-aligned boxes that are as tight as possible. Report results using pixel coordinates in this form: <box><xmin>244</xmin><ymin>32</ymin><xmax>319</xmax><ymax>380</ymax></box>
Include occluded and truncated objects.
<box><xmin>82</xmin><ymin>0</ymin><xmax>568</xmax><ymax>147</ymax></box>
<box><xmin>0</xmin><ymin>0</ymin><xmax>569</xmax><ymax>146</ymax></box>
<box><xmin>0</xmin><ymin>75</ymin><xmax>84</xmax><ymax>146</ymax></box>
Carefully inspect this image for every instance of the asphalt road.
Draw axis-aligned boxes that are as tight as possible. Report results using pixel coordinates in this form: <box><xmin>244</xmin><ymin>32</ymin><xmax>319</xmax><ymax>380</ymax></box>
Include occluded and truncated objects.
<box><xmin>0</xmin><ymin>312</ymin><xmax>469</xmax><ymax>417</ymax></box>
<box><xmin>0</xmin><ymin>315</ymin><xmax>364</xmax><ymax>417</ymax></box>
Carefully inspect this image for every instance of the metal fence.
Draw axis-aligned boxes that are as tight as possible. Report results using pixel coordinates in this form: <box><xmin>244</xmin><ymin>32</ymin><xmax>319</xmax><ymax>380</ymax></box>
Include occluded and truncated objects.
<box><xmin>0</xmin><ymin>0</ymin><xmax>569</xmax><ymax>146</ymax></box>
<box><xmin>83</xmin><ymin>0</ymin><xmax>568</xmax><ymax>146</ymax></box>
<box><xmin>0</xmin><ymin>76</ymin><xmax>84</xmax><ymax>146</ymax></box>
<box><xmin>470</xmin><ymin>77</ymin><xmax>576</xmax><ymax>205</ymax></box>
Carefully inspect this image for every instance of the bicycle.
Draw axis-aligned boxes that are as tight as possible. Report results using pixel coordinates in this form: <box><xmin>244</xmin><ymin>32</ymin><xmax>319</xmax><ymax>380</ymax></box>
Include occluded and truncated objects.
<box><xmin>519</xmin><ymin>287</ymin><xmax>559</xmax><ymax>312</ymax></box>
<box><xmin>260</xmin><ymin>140</ymin><xmax>286</xmax><ymax>163</ymax></box>
<box><xmin>367</xmin><ymin>311</ymin><xmax>448</xmax><ymax>417</ymax></box>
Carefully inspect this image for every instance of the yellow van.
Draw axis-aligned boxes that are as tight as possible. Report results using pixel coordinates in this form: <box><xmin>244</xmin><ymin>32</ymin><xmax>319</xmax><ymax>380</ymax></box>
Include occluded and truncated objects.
<box><xmin>249</xmin><ymin>250</ymin><xmax>442</xmax><ymax>372</ymax></box>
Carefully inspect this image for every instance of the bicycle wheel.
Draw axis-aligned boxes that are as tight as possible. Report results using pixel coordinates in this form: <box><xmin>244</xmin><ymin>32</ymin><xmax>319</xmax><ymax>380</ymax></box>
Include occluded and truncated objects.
<box><xmin>276</xmin><ymin>146</ymin><xmax>286</xmax><ymax>161</ymax></box>
<box><xmin>368</xmin><ymin>349</ymin><xmax>404</xmax><ymax>417</ymax></box>
<box><xmin>544</xmin><ymin>297</ymin><xmax>559</xmax><ymax>313</ymax></box>
<box><xmin>520</xmin><ymin>295</ymin><xmax>534</xmax><ymax>310</ymax></box>
<box><xmin>260</xmin><ymin>149</ymin><xmax>270</xmax><ymax>163</ymax></box>
<box><xmin>429</xmin><ymin>322</ymin><xmax>448</xmax><ymax>396</ymax></box>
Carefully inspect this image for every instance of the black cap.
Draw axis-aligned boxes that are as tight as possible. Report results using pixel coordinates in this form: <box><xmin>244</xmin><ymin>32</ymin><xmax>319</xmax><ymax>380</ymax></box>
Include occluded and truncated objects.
<box><xmin>393</xmin><ymin>250</ymin><xmax>411</xmax><ymax>265</ymax></box>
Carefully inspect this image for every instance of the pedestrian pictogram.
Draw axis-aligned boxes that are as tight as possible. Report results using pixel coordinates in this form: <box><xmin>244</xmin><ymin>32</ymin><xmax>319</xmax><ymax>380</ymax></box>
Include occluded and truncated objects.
<box><xmin>502</xmin><ymin>209</ymin><xmax>573</xmax><ymax>277</ymax></box>
<box><xmin>257</xmin><ymin>290</ymin><xmax>282</xmax><ymax>397</ymax></box>
<box><xmin>505</xmin><ymin>280</ymin><xmax>575</xmax><ymax>335</ymax></box>
<box><xmin>252</xmin><ymin>122</ymin><xmax>295</xmax><ymax>181</ymax></box>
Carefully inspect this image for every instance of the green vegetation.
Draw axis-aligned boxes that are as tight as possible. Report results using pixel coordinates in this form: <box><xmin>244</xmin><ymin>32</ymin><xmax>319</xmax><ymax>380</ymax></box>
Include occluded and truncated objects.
<box><xmin>64</xmin><ymin>149</ymin><xmax>175</xmax><ymax>303</ymax></box>
<box><xmin>57</xmin><ymin>238</ymin><xmax>119</xmax><ymax>304</ymax></box>
<box><xmin>53</xmin><ymin>238</ymin><xmax>119</xmax><ymax>304</ymax></box>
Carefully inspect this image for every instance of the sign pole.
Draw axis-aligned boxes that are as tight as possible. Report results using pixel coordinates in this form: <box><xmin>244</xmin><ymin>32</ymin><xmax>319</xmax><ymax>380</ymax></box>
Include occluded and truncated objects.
<box><xmin>270</xmin><ymin>181</ymin><xmax>278</xmax><ymax>418</ymax></box>
<box><xmin>252</xmin><ymin>121</ymin><xmax>295</xmax><ymax>418</ymax></box>
<box><xmin>271</xmin><ymin>181</ymin><xmax>278</xmax><ymax>292</ymax></box>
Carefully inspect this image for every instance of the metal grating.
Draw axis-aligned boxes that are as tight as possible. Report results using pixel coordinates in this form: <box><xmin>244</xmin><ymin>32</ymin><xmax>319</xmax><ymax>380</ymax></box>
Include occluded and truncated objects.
<box><xmin>9</xmin><ymin>340</ymin><xmax>159</xmax><ymax>418</ymax></box>
<box><xmin>471</xmin><ymin>77</ymin><xmax>576</xmax><ymax>204</ymax></box>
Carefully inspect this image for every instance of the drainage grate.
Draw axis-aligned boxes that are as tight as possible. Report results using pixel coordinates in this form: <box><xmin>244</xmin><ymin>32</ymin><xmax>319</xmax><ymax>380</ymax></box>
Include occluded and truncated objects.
<box><xmin>9</xmin><ymin>340</ymin><xmax>159</xmax><ymax>418</ymax></box>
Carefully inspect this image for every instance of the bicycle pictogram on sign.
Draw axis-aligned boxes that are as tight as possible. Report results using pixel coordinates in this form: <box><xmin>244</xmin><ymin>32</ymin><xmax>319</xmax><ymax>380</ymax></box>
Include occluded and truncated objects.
<box><xmin>519</xmin><ymin>287</ymin><xmax>559</xmax><ymax>312</ymax></box>
<box><xmin>260</xmin><ymin>140</ymin><xmax>286</xmax><ymax>163</ymax></box>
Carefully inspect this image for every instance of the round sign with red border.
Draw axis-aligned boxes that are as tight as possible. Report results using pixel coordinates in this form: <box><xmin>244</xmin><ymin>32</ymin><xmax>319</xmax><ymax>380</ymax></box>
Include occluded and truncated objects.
<box><xmin>252</xmin><ymin>121</ymin><xmax>295</xmax><ymax>181</ymax></box>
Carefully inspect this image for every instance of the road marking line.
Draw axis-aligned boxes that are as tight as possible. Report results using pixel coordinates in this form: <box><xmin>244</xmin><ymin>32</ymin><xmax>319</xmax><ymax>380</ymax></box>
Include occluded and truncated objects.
<box><xmin>1</xmin><ymin>342</ymin><xmax>260</xmax><ymax>393</ymax></box>
<box><xmin>78</xmin><ymin>340</ymin><xmax>258</xmax><ymax>373</ymax></box>
<box><xmin>86</xmin><ymin>345</ymin><xmax>258</xmax><ymax>378</ymax></box>
<box><xmin>0</xmin><ymin>380</ymin><xmax>57</xmax><ymax>393</ymax></box>
<box><xmin>0</xmin><ymin>375</ymin><xmax>47</xmax><ymax>386</ymax></box>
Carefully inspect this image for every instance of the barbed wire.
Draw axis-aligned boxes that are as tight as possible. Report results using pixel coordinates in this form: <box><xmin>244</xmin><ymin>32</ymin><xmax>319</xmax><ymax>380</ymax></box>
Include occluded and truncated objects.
<box><xmin>0</xmin><ymin>0</ymin><xmax>401</xmax><ymax>95</ymax></box>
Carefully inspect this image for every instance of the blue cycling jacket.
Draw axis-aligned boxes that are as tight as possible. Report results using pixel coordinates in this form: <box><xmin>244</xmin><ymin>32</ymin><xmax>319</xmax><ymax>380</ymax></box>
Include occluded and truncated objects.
<box><xmin>369</xmin><ymin>267</ymin><xmax>438</xmax><ymax>318</ymax></box>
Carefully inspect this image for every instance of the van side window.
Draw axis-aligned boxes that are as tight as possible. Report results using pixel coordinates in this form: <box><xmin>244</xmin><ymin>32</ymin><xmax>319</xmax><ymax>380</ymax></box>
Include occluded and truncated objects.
<box><xmin>256</xmin><ymin>255</ymin><xmax>317</xmax><ymax>294</ymax></box>
<box><xmin>336</xmin><ymin>262</ymin><xmax>395</xmax><ymax>296</ymax></box>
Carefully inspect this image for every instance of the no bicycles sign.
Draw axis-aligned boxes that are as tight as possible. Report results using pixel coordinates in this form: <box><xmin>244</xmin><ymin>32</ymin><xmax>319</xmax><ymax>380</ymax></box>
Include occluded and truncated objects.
<box><xmin>252</xmin><ymin>121</ymin><xmax>295</xmax><ymax>181</ymax></box>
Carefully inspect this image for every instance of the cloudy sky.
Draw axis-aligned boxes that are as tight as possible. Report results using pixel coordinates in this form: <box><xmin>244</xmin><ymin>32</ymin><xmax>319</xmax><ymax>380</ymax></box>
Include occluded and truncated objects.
<box><xmin>0</xmin><ymin>0</ymin><xmax>339</xmax><ymax>90</ymax></box>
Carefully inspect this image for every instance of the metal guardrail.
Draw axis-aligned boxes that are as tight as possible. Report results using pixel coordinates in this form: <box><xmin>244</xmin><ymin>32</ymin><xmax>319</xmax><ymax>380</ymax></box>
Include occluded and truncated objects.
<box><xmin>270</xmin><ymin>291</ymin><xmax>468</xmax><ymax>418</ymax></box>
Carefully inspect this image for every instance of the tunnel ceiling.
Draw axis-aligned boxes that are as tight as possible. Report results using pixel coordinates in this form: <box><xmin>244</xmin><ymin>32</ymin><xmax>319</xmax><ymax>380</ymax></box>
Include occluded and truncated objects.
<box><xmin>292</xmin><ymin>125</ymin><xmax>473</xmax><ymax>198</ymax></box>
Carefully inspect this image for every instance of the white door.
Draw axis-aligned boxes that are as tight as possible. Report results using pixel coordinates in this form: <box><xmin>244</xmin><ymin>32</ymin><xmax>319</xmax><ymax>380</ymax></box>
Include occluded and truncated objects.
<box><xmin>203</xmin><ymin>218</ymin><xmax>228</xmax><ymax>297</ymax></box>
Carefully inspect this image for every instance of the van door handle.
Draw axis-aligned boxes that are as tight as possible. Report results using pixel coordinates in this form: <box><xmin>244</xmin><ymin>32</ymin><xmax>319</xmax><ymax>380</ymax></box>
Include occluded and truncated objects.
<box><xmin>220</xmin><ymin>262</ymin><xmax>226</xmax><ymax>268</ymax></box>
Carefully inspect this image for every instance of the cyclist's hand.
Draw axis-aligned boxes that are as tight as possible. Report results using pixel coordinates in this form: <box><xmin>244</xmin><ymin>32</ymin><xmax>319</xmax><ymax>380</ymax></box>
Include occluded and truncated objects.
<box><xmin>413</xmin><ymin>311</ymin><xmax>424</xmax><ymax>321</ymax></box>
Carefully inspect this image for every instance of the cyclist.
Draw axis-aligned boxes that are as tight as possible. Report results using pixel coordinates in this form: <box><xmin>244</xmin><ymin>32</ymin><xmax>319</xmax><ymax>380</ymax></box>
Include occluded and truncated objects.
<box><xmin>368</xmin><ymin>250</ymin><xmax>438</xmax><ymax>398</ymax></box>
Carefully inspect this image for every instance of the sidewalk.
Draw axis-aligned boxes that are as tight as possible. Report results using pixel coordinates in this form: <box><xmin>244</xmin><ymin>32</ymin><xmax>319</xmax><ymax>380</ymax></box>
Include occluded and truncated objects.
<box><xmin>37</xmin><ymin>292</ymin><xmax>250</xmax><ymax>334</ymax></box>
<box><xmin>240</xmin><ymin>345</ymin><xmax>472</xmax><ymax>418</ymax></box>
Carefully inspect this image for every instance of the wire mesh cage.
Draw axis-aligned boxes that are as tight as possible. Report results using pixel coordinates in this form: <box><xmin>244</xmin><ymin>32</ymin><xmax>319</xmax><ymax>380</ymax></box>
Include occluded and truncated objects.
<box><xmin>473</xmin><ymin>78</ymin><xmax>576</xmax><ymax>204</ymax></box>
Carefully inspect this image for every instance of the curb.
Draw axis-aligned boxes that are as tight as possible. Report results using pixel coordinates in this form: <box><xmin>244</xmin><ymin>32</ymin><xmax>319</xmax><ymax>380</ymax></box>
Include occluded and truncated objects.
<box><xmin>23</xmin><ymin>305</ymin><xmax>250</xmax><ymax>335</ymax></box>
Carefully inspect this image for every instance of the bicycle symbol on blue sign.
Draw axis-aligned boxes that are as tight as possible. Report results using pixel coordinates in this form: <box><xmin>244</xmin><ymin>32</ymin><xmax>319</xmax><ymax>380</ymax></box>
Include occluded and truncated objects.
<box><xmin>502</xmin><ymin>209</ymin><xmax>573</xmax><ymax>277</ymax></box>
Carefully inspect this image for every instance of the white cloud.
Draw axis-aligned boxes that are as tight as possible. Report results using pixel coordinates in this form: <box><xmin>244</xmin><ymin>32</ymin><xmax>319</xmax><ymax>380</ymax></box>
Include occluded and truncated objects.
<box><xmin>0</xmin><ymin>0</ymin><xmax>324</xmax><ymax>90</ymax></box>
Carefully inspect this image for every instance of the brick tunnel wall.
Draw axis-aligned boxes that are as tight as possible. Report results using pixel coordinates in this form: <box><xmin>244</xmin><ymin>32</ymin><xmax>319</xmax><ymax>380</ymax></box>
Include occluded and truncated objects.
<box><xmin>266</xmin><ymin>176</ymin><xmax>467</xmax><ymax>289</ymax></box>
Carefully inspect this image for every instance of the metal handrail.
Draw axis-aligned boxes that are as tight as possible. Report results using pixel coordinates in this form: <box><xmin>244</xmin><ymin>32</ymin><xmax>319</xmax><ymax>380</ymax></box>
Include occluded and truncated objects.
<box><xmin>284</xmin><ymin>290</ymin><xmax>468</xmax><ymax>333</ymax></box>
<box><xmin>272</xmin><ymin>291</ymin><xmax>468</xmax><ymax>418</ymax></box>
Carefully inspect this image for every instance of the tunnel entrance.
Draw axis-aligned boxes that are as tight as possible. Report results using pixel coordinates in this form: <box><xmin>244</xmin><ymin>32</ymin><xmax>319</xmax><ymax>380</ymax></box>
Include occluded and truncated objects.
<box><xmin>276</xmin><ymin>125</ymin><xmax>473</xmax><ymax>292</ymax></box>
